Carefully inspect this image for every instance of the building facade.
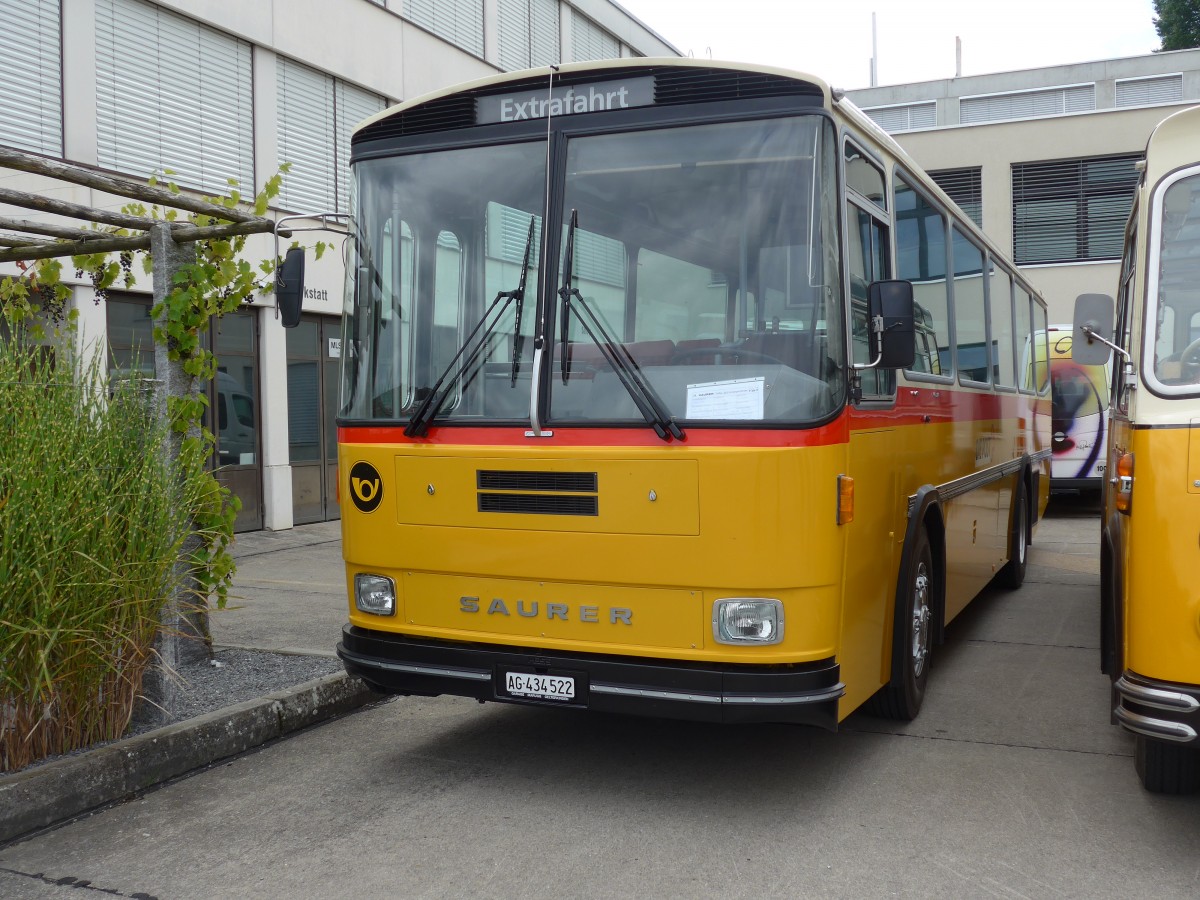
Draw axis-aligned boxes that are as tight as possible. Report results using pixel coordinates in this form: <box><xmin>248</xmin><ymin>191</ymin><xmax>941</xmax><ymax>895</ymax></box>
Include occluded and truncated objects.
<box><xmin>0</xmin><ymin>0</ymin><xmax>677</xmax><ymax>531</ymax></box>
<box><xmin>847</xmin><ymin>49</ymin><xmax>1200</xmax><ymax>327</ymax></box>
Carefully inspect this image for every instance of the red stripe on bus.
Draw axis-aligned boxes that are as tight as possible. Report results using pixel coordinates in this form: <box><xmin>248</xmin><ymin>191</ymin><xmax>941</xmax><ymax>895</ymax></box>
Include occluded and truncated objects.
<box><xmin>339</xmin><ymin>391</ymin><xmax>1047</xmax><ymax>448</ymax></box>
<box><xmin>339</xmin><ymin>419</ymin><xmax>850</xmax><ymax>448</ymax></box>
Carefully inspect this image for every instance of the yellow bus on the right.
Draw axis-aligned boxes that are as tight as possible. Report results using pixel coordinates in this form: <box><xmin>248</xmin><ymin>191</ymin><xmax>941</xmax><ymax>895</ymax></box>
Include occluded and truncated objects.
<box><xmin>1074</xmin><ymin>104</ymin><xmax>1200</xmax><ymax>794</ymax></box>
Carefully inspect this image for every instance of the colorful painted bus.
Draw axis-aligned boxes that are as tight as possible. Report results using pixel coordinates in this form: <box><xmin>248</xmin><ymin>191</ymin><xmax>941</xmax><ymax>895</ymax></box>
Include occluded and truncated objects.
<box><xmin>1073</xmin><ymin>104</ymin><xmax>1200</xmax><ymax>793</ymax></box>
<box><xmin>279</xmin><ymin>58</ymin><xmax>1051</xmax><ymax>730</ymax></box>
<box><xmin>1047</xmin><ymin>324</ymin><xmax>1109</xmax><ymax>492</ymax></box>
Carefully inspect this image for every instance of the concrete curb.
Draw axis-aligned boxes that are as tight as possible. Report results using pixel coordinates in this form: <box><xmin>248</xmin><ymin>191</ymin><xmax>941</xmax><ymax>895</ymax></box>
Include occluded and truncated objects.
<box><xmin>0</xmin><ymin>672</ymin><xmax>379</xmax><ymax>845</ymax></box>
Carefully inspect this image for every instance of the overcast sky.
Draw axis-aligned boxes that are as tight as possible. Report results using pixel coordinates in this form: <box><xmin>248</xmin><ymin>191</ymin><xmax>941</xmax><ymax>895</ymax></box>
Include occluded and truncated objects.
<box><xmin>618</xmin><ymin>0</ymin><xmax>1163</xmax><ymax>90</ymax></box>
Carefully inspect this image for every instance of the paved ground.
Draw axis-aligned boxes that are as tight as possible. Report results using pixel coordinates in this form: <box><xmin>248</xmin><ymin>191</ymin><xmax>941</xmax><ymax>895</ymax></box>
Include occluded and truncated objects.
<box><xmin>2</xmin><ymin>494</ymin><xmax>1199</xmax><ymax>898</ymax></box>
<box><xmin>218</xmin><ymin>518</ymin><xmax>346</xmax><ymax>657</ymax></box>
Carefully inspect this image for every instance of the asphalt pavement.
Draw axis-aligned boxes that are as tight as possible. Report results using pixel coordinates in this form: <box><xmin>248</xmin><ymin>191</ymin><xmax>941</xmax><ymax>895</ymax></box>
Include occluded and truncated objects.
<box><xmin>3</xmin><ymin>491</ymin><xmax>1199</xmax><ymax>898</ymax></box>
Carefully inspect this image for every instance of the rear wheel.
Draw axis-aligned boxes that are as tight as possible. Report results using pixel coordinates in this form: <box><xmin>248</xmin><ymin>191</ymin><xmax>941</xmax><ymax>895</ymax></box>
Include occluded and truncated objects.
<box><xmin>868</xmin><ymin>527</ymin><xmax>934</xmax><ymax>720</ymax></box>
<box><xmin>998</xmin><ymin>477</ymin><xmax>1029</xmax><ymax>589</ymax></box>
<box><xmin>1135</xmin><ymin>736</ymin><xmax>1200</xmax><ymax>794</ymax></box>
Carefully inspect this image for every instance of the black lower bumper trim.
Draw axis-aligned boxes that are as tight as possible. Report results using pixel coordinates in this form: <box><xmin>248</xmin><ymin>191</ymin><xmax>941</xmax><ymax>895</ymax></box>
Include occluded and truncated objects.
<box><xmin>337</xmin><ymin>625</ymin><xmax>843</xmax><ymax>728</ymax></box>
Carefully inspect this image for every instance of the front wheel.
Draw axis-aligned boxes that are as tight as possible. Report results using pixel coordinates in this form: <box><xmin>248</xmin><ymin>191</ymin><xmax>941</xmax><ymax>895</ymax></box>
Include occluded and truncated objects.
<box><xmin>1135</xmin><ymin>736</ymin><xmax>1200</xmax><ymax>794</ymax></box>
<box><xmin>868</xmin><ymin>527</ymin><xmax>934</xmax><ymax>720</ymax></box>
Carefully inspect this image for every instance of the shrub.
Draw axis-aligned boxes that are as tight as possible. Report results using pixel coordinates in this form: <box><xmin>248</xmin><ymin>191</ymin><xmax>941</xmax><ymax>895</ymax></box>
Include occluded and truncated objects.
<box><xmin>0</xmin><ymin>329</ymin><xmax>208</xmax><ymax>772</ymax></box>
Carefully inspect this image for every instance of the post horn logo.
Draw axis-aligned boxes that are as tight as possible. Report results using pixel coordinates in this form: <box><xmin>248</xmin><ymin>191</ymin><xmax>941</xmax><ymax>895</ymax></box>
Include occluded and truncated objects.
<box><xmin>348</xmin><ymin>461</ymin><xmax>383</xmax><ymax>513</ymax></box>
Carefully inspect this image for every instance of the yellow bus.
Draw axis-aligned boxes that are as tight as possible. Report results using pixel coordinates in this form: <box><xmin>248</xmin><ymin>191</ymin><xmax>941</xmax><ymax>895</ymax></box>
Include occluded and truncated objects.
<box><xmin>1073</xmin><ymin>104</ymin><xmax>1200</xmax><ymax>793</ymax></box>
<box><xmin>279</xmin><ymin>58</ymin><xmax>1051</xmax><ymax>730</ymax></box>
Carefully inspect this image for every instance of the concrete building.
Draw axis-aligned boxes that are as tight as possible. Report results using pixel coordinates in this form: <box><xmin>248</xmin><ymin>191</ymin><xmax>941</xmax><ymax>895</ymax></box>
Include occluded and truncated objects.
<box><xmin>0</xmin><ymin>0</ymin><xmax>677</xmax><ymax>531</ymax></box>
<box><xmin>847</xmin><ymin>49</ymin><xmax>1200</xmax><ymax>326</ymax></box>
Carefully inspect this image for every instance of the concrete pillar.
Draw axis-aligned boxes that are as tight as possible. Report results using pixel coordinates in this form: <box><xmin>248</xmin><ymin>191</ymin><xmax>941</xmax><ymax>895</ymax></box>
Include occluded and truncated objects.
<box><xmin>61</xmin><ymin>0</ymin><xmax>98</xmax><ymax>167</ymax></box>
<box><xmin>483</xmin><ymin>0</ymin><xmax>500</xmax><ymax>68</ymax></box>
<box><xmin>259</xmin><ymin>302</ymin><xmax>295</xmax><ymax>530</ymax></box>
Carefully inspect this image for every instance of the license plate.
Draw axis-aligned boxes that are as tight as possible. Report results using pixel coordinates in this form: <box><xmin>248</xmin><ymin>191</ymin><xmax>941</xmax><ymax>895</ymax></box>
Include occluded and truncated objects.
<box><xmin>504</xmin><ymin>671</ymin><xmax>575</xmax><ymax>701</ymax></box>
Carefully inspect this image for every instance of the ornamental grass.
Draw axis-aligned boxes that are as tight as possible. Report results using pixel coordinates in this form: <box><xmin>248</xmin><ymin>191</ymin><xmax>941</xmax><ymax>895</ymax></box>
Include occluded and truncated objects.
<box><xmin>0</xmin><ymin>329</ymin><xmax>205</xmax><ymax>772</ymax></box>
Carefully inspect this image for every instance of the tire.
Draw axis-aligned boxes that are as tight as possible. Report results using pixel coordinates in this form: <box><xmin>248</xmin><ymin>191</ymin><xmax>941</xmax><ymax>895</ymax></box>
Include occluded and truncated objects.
<box><xmin>868</xmin><ymin>527</ymin><xmax>934</xmax><ymax>720</ymax></box>
<box><xmin>998</xmin><ymin>477</ymin><xmax>1029</xmax><ymax>589</ymax></box>
<box><xmin>1135</xmin><ymin>735</ymin><xmax>1200</xmax><ymax>794</ymax></box>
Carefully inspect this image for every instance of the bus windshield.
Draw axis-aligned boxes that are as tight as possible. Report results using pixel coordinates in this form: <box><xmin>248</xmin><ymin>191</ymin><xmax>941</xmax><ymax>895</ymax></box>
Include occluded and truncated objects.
<box><xmin>340</xmin><ymin>114</ymin><xmax>845</xmax><ymax>427</ymax></box>
<box><xmin>1150</xmin><ymin>169</ymin><xmax>1200</xmax><ymax>396</ymax></box>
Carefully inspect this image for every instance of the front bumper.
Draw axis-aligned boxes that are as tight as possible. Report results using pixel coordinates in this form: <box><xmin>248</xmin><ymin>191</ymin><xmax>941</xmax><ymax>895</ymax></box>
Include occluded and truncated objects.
<box><xmin>1114</xmin><ymin>671</ymin><xmax>1200</xmax><ymax>744</ymax></box>
<box><xmin>337</xmin><ymin>624</ymin><xmax>844</xmax><ymax>728</ymax></box>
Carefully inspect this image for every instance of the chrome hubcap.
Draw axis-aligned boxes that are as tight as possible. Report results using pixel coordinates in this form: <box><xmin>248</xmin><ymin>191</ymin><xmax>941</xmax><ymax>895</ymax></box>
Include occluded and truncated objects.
<box><xmin>911</xmin><ymin>561</ymin><xmax>931</xmax><ymax>677</ymax></box>
<box><xmin>1016</xmin><ymin>503</ymin><xmax>1027</xmax><ymax>565</ymax></box>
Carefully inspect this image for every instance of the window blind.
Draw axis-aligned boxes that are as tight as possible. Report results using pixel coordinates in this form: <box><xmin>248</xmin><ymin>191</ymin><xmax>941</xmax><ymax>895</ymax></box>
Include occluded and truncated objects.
<box><xmin>929</xmin><ymin>167</ymin><xmax>983</xmax><ymax>228</ymax></box>
<box><xmin>571</xmin><ymin>11</ymin><xmax>619</xmax><ymax>62</ymax></box>
<box><xmin>1115</xmin><ymin>74</ymin><xmax>1183</xmax><ymax>107</ymax></box>
<box><xmin>278</xmin><ymin>58</ymin><xmax>336</xmax><ymax>213</ymax></box>
<box><xmin>278</xmin><ymin>58</ymin><xmax>386</xmax><ymax>215</ymax></box>
<box><xmin>499</xmin><ymin>0</ymin><xmax>560</xmax><ymax>71</ymax></box>
<box><xmin>863</xmin><ymin>102</ymin><xmax>935</xmax><ymax>133</ymax></box>
<box><xmin>961</xmin><ymin>84</ymin><xmax>1094</xmax><ymax>125</ymax></box>
<box><xmin>1012</xmin><ymin>154</ymin><xmax>1141</xmax><ymax>264</ymax></box>
<box><xmin>0</xmin><ymin>0</ymin><xmax>62</xmax><ymax>156</ymax></box>
<box><xmin>96</xmin><ymin>0</ymin><xmax>253</xmax><ymax>193</ymax></box>
<box><xmin>404</xmin><ymin>0</ymin><xmax>484</xmax><ymax>57</ymax></box>
<box><xmin>335</xmin><ymin>82</ymin><xmax>387</xmax><ymax>213</ymax></box>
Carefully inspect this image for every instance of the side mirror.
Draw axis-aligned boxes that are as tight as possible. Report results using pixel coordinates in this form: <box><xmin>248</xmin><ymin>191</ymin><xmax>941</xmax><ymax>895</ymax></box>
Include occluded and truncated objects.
<box><xmin>276</xmin><ymin>247</ymin><xmax>306</xmax><ymax>329</ymax></box>
<box><xmin>1072</xmin><ymin>293</ymin><xmax>1115</xmax><ymax>366</ymax></box>
<box><xmin>868</xmin><ymin>279</ymin><xmax>916</xmax><ymax>369</ymax></box>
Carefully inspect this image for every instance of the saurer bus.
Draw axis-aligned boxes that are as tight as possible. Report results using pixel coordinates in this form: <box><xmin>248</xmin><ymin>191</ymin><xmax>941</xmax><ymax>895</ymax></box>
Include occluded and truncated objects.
<box><xmin>276</xmin><ymin>59</ymin><xmax>1052</xmax><ymax>730</ymax></box>
<box><xmin>1073</xmin><ymin>104</ymin><xmax>1200</xmax><ymax>793</ymax></box>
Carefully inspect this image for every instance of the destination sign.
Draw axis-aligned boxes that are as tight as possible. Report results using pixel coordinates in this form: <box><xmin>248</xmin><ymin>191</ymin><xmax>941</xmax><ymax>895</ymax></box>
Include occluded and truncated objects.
<box><xmin>477</xmin><ymin>77</ymin><xmax>655</xmax><ymax>124</ymax></box>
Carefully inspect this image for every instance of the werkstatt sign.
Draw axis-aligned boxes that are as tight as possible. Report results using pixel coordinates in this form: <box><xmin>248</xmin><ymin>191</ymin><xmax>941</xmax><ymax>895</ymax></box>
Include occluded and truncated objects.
<box><xmin>477</xmin><ymin>77</ymin><xmax>655</xmax><ymax>124</ymax></box>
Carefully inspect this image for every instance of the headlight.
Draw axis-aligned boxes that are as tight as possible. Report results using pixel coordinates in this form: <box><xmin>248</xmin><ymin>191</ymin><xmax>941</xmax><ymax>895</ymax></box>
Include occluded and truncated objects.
<box><xmin>354</xmin><ymin>573</ymin><xmax>396</xmax><ymax>616</ymax></box>
<box><xmin>712</xmin><ymin>598</ymin><xmax>784</xmax><ymax>645</ymax></box>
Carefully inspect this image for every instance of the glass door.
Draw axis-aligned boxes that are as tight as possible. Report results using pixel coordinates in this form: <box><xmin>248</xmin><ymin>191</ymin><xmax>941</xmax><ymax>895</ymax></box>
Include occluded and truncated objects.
<box><xmin>288</xmin><ymin>315</ymin><xmax>341</xmax><ymax>524</ymax></box>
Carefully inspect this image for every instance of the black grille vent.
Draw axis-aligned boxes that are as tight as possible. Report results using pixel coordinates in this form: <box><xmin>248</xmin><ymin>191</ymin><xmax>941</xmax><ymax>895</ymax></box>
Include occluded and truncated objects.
<box><xmin>354</xmin><ymin>67</ymin><xmax>820</xmax><ymax>145</ymax></box>
<box><xmin>355</xmin><ymin>94</ymin><xmax>477</xmax><ymax>144</ymax></box>
<box><xmin>653</xmin><ymin>69</ymin><xmax>821</xmax><ymax>105</ymax></box>
<box><xmin>478</xmin><ymin>493</ymin><xmax>598</xmax><ymax>516</ymax></box>
<box><xmin>477</xmin><ymin>470</ymin><xmax>597</xmax><ymax>493</ymax></box>
<box><xmin>476</xmin><ymin>469</ymin><xmax>599</xmax><ymax>516</ymax></box>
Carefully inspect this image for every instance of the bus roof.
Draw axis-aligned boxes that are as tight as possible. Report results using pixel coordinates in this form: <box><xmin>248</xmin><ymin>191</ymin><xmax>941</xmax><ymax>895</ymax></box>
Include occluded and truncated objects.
<box><xmin>352</xmin><ymin>57</ymin><xmax>833</xmax><ymax>137</ymax></box>
<box><xmin>1142</xmin><ymin>104</ymin><xmax>1200</xmax><ymax>181</ymax></box>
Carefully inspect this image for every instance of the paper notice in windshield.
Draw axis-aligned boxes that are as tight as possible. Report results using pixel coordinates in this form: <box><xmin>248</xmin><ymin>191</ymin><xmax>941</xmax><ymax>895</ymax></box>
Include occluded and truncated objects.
<box><xmin>686</xmin><ymin>377</ymin><xmax>765</xmax><ymax>420</ymax></box>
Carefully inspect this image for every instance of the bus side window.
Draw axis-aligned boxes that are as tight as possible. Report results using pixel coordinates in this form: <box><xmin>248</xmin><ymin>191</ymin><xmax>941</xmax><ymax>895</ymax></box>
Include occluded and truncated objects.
<box><xmin>895</xmin><ymin>174</ymin><xmax>950</xmax><ymax>382</ymax></box>
<box><xmin>1114</xmin><ymin>223</ymin><xmax>1136</xmax><ymax>410</ymax></box>
<box><xmin>845</xmin><ymin>139</ymin><xmax>892</xmax><ymax>397</ymax></box>
<box><xmin>1015</xmin><ymin>286</ymin><xmax>1034</xmax><ymax>394</ymax></box>
<box><xmin>951</xmin><ymin>226</ymin><xmax>989</xmax><ymax>384</ymax></box>
<box><xmin>989</xmin><ymin>264</ymin><xmax>1017</xmax><ymax>388</ymax></box>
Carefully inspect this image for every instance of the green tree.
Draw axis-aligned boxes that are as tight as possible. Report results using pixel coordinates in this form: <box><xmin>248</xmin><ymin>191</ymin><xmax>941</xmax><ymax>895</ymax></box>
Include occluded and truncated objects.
<box><xmin>1155</xmin><ymin>0</ymin><xmax>1200</xmax><ymax>51</ymax></box>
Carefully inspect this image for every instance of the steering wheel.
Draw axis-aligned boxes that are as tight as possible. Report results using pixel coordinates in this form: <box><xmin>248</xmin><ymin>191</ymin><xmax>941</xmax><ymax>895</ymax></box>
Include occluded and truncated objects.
<box><xmin>669</xmin><ymin>346</ymin><xmax>784</xmax><ymax>366</ymax></box>
<box><xmin>1181</xmin><ymin>336</ymin><xmax>1200</xmax><ymax>378</ymax></box>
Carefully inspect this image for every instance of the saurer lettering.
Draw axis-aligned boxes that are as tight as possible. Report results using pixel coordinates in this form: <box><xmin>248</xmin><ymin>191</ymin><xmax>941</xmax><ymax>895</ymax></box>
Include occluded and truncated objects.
<box><xmin>460</xmin><ymin>596</ymin><xmax>632</xmax><ymax>625</ymax></box>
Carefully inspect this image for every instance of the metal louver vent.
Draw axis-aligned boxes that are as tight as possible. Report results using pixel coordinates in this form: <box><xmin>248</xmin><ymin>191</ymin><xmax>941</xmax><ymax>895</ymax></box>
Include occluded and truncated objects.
<box><xmin>479</xmin><ymin>493</ymin><xmax>599</xmax><ymax>515</ymax></box>
<box><xmin>354</xmin><ymin>95</ymin><xmax>477</xmax><ymax>143</ymax></box>
<box><xmin>476</xmin><ymin>469</ymin><xmax>599</xmax><ymax>516</ymax></box>
<box><xmin>653</xmin><ymin>69</ymin><xmax>820</xmax><ymax>105</ymax></box>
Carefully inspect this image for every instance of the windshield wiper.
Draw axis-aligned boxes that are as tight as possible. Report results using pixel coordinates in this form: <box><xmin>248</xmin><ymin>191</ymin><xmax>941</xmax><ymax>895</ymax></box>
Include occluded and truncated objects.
<box><xmin>510</xmin><ymin>216</ymin><xmax>536</xmax><ymax>386</ymax></box>
<box><xmin>557</xmin><ymin>209</ymin><xmax>683</xmax><ymax>442</ymax></box>
<box><xmin>405</xmin><ymin>215</ymin><xmax>537</xmax><ymax>437</ymax></box>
